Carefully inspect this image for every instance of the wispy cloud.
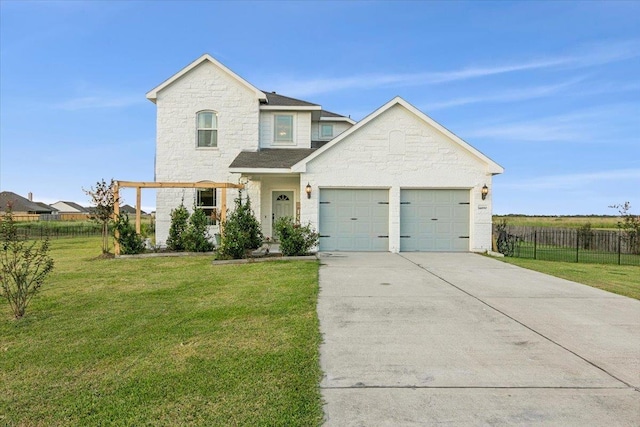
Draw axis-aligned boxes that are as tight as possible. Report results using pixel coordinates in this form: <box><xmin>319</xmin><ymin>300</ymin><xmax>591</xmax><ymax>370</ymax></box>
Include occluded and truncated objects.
<box><xmin>272</xmin><ymin>40</ymin><xmax>640</xmax><ymax>97</ymax></box>
<box><xmin>502</xmin><ymin>169</ymin><xmax>640</xmax><ymax>191</ymax></box>
<box><xmin>422</xmin><ymin>78</ymin><xmax>585</xmax><ymax>111</ymax></box>
<box><xmin>463</xmin><ymin>103</ymin><xmax>640</xmax><ymax>143</ymax></box>
<box><xmin>54</xmin><ymin>94</ymin><xmax>144</xmax><ymax>111</ymax></box>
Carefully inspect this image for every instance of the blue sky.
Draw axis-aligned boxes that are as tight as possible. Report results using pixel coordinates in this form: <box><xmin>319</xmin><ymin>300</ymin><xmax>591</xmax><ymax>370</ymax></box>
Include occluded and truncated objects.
<box><xmin>1</xmin><ymin>1</ymin><xmax>638</xmax><ymax>215</ymax></box>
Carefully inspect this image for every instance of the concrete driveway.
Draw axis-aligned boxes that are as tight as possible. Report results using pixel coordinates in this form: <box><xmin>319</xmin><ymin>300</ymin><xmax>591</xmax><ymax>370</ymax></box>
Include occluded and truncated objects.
<box><xmin>317</xmin><ymin>252</ymin><xmax>640</xmax><ymax>426</ymax></box>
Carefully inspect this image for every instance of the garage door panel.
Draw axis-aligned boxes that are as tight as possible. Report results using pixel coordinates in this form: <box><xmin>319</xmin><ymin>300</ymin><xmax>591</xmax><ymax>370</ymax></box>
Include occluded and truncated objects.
<box><xmin>319</xmin><ymin>189</ymin><xmax>389</xmax><ymax>251</ymax></box>
<box><xmin>400</xmin><ymin>189</ymin><xmax>470</xmax><ymax>252</ymax></box>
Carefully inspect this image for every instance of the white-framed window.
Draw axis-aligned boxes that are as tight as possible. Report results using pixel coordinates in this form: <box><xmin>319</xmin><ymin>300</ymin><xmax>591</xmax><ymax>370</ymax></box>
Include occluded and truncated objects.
<box><xmin>197</xmin><ymin>111</ymin><xmax>218</xmax><ymax>148</ymax></box>
<box><xmin>274</xmin><ymin>114</ymin><xmax>294</xmax><ymax>143</ymax></box>
<box><xmin>320</xmin><ymin>123</ymin><xmax>333</xmax><ymax>138</ymax></box>
<box><xmin>196</xmin><ymin>188</ymin><xmax>217</xmax><ymax>224</ymax></box>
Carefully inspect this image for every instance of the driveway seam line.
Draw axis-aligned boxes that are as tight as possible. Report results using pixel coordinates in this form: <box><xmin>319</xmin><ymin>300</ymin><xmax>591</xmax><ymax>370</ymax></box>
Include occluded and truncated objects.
<box><xmin>398</xmin><ymin>254</ymin><xmax>638</xmax><ymax>392</ymax></box>
<box><xmin>321</xmin><ymin>386</ymin><xmax>631</xmax><ymax>390</ymax></box>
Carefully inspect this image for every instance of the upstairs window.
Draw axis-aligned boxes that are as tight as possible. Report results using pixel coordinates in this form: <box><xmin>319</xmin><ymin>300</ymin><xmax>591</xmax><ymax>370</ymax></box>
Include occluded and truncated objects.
<box><xmin>197</xmin><ymin>188</ymin><xmax>217</xmax><ymax>224</ymax></box>
<box><xmin>320</xmin><ymin>124</ymin><xmax>333</xmax><ymax>138</ymax></box>
<box><xmin>274</xmin><ymin>114</ymin><xmax>293</xmax><ymax>143</ymax></box>
<box><xmin>197</xmin><ymin>111</ymin><xmax>218</xmax><ymax>147</ymax></box>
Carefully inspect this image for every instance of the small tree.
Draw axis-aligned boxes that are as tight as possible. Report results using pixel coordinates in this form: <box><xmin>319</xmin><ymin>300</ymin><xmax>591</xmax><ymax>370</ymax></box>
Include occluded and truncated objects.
<box><xmin>0</xmin><ymin>208</ymin><xmax>55</xmax><ymax>319</ymax></box>
<box><xmin>84</xmin><ymin>179</ymin><xmax>117</xmax><ymax>254</ymax></box>
<box><xmin>609</xmin><ymin>202</ymin><xmax>640</xmax><ymax>254</ymax></box>
<box><xmin>113</xmin><ymin>213</ymin><xmax>146</xmax><ymax>255</ymax></box>
<box><xmin>578</xmin><ymin>222</ymin><xmax>594</xmax><ymax>250</ymax></box>
<box><xmin>183</xmin><ymin>206</ymin><xmax>214</xmax><ymax>252</ymax></box>
<box><xmin>217</xmin><ymin>192</ymin><xmax>263</xmax><ymax>259</ymax></box>
<box><xmin>274</xmin><ymin>217</ymin><xmax>319</xmax><ymax>256</ymax></box>
<box><xmin>166</xmin><ymin>201</ymin><xmax>189</xmax><ymax>251</ymax></box>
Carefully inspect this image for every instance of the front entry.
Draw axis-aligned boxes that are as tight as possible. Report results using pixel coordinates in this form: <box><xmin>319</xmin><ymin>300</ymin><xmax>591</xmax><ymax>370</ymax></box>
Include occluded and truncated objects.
<box><xmin>272</xmin><ymin>191</ymin><xmax>294</xmax><ymax>237</ymax></box>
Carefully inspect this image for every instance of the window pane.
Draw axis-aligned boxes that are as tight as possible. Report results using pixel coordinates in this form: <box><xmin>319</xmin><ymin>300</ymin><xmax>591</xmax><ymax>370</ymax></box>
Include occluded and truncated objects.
<box><xmin>321</xmin><ymin>124</ymin><xmax>333</xmax><ymax>137</ymax></box>
<box><xmin>198</xmin><ymin>189</ymin><xmax>216</xmax><ymax>207</ymax></box>
<box><xmin>198</xmin><ymin>130</ymin><xmax>217</xmax><ymax>147</ymax></box>
<box><xmin>274</xmin><ymin>115</ymin><xmax>293</xmax><ymax>142</ymax></box>
<box><xmin>198</xmin><ymin>112</ymin><xmax>212</xmax><ymax>128</ymax></box>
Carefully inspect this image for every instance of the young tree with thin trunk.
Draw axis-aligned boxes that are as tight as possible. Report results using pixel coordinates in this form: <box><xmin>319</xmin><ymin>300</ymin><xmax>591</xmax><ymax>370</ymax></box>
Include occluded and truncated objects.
<box><xmin>84</xmin><ymin>179</ymin><xmax>118</xmax><ymax>254</ymax></box>
<box><xmin>0</xmin><ymin>206</ymin><xmax>54</xmax><ymax>319</ymax></box>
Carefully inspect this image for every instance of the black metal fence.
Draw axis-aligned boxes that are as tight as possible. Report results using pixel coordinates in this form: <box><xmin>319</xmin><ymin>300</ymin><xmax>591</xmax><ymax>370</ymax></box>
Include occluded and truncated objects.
<box><xmin>494</xmin><ymin>226</ymin><xmax>640</xmax><ymax>266</ymax></box>
<box><xmin>14</xmin><ymin>224</ymin><xmax>104</xmax><ymax>240</ymax></box>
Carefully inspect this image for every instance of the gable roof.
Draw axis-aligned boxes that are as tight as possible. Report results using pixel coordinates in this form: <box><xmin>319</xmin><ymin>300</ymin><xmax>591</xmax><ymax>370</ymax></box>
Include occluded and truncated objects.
<box><xmin>146</xmin><ymin>54</ymin><xmax>266</xmax><ymax>103</ymax></box>
<box><xmin>292</xmin><ymin>96</ymin><xmax>504</xmax><ymax>175</ymax></box>
<box><xmin>229</xmin><ymin>148</ymin><xmax>317</xmax><ymax>171</ymax></box>
<box><xmin>0</xmin><ymin>191</ymin><xmax>54</xmax><ymax>214</ymax></box>
<box><xmin>52</xmin><ymin>201</ymin><xmax>89</xmax><ymax>213</ymax></box>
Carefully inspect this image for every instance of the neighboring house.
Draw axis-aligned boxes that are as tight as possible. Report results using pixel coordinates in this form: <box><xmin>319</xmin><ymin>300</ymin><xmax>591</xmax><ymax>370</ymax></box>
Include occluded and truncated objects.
<box><xmin>120</xmin><ymin>204</ymin><xmax>147</xmax><ymax>215</ymax></box>
<box><xmin>0</xmin><ymin>191</ymin><xmax>55</xmax><ymax>215</ymax></box>
<box><xmin>147</xmin><ymin>54</ymin><xmax>503</xmax><ymax>253</ymax></box>
<box><xmin>51</xmin><ymin>201</ymin><xmax>89</xmax><ymax>214</ymax></box>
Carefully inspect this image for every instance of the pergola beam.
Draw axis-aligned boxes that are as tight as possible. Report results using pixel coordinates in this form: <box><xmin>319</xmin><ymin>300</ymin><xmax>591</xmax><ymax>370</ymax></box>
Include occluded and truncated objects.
<box><xmin>113</xmin><ymin>180</ymin><xmax>243</xmax><ymax>256</ymax></box>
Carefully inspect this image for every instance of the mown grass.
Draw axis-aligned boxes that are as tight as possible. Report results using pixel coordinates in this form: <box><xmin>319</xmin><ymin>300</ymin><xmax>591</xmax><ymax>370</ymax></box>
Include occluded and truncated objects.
<box><xmin>498</xmin><ymin>256</ymin><xmax>640</xmax><ymax>300</ymax></box>
<box><xmin>493</xmin><ymin>215</ymin><xmax>620</xmax><ymax>229</ymax></box>
<box><xmin>0</xmin><ymin>237</ymin><xmax>323</xmax><ymax>426</ymax></box>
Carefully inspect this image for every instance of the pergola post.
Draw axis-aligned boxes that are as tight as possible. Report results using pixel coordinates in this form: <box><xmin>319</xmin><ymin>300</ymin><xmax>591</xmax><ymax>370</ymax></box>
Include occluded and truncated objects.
<box><xmin>113</xmin><ymin>182</ymin><xmax>120</xmax><ymax>256</ymax></box>
<box><xmin>135</xmin><ymin>186</ymin><xmax>142</xmax><ymax>234</ymax></box>
<box><xmin>112</xmin><ymin>181</ymin><xmax>243</xmax><ymax>256</ymax></box>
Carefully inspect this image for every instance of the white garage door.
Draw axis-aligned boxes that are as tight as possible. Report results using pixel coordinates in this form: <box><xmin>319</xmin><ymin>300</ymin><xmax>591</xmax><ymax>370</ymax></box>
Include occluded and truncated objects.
<box><xmin>400</xmin><ymin>189</ymin><xmax>470</xmax><ymax>252</ymax></box>
<box><xmin>319</xmin><ymin>189</ymin><xmax>389</xmax><ymax>251</ymax></box>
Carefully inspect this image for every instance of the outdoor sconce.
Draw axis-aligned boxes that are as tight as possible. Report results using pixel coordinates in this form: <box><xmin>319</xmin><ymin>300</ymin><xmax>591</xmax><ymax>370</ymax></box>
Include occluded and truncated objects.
<box><xmin>305</xmin><ymin>183</ymin><xmax>312</xmax><ymax>199</ymax></box>
<box><xmin>481</xmin><ymin>184</ymin><xmax>489</xmax><ymax>200</ymax></box>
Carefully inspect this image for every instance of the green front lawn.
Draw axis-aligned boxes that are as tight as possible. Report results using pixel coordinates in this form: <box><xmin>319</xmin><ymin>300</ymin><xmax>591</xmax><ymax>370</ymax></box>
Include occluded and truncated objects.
<box><xmin>0</xmin><ymin>238</ymin><xmax>323</xmax><ymax>426</ymax></box>
<box><xmin>498</xmin><ymin>256</ymin><xmax>640</xmax><ymax>300</ymax></box>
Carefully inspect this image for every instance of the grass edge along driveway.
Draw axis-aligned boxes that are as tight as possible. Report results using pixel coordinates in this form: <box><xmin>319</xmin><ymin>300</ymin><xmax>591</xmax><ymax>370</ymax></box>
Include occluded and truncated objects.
<box><xmin>0</xmin><ymin>237</ymin><xmax>324</xmax><ymax>426</ymax></box>
<box><xmin>497</xmin><ymin>256</ymin><xmax>640</xmax><ymax>300</ymax></box>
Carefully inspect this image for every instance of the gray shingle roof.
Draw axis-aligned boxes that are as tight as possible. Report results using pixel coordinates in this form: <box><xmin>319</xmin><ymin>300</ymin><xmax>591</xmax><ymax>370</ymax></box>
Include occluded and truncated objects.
<box><xmin>320</xmin><ymin>109</ymin><xmax>347</xmax><ymax>118</ymax></box>
<box><xmin>262</xmin><ymin>91</ymin><xmax>319</xmax><ymax>107</ymax></box>
<box><xmin>229</xmin><ymin>149</ymin><xmax>317</xmax><ymax>169</ymax></box>
<box><xmin>0</xmin><ymin>191</ymin><xmax>54</xmax><ymax>214</ymax></box>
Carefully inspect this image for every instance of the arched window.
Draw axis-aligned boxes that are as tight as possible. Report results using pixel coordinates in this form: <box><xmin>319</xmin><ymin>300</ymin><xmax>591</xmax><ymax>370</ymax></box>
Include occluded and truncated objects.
<box><xmin>197</xmin><ymin>111</ymin><xmax>218</xmax><ymax>147</ymax></box>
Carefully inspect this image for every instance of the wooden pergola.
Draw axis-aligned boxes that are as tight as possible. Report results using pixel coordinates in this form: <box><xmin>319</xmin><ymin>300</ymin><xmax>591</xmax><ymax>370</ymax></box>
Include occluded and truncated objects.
<box><xmin>113</xmin><ymin>180</ymin><xmax>244</xmax><ymax>256</ymax></box>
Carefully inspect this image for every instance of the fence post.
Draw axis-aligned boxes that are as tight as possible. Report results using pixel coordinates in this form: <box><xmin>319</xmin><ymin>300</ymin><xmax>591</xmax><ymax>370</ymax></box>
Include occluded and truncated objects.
<box><xmin>534</xmin><ymin>230</ymin><xmax>537</xmax><ymax>260</ymax></box>
<box><xmin>576</xmin><ymin>230</ymin><xmax>579</xmax><ymax>263</ymax></box>
<box><xmin>618</xmin><ymin>234</ymin><xmax>621</xmax><ymax>265</ymax></box>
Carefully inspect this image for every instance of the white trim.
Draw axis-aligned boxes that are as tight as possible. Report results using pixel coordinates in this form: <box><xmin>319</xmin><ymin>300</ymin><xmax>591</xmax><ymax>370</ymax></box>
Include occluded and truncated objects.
<box><xmin>229</xmin><ymin>167</ymin><xmax>292</xmax><ymax>174</ymax></box>
<box><xmin>320</xmin><ymin>116</ymin><xmax>356</xmax><ymax>124</ymax></box>
<box><xmin>260</xmin><ymin>105</ymin><xmax>322</xmax><ymax>111</ymax></box>
<box><xmin>146</xmin><ymin>54</ymin><xmax>266</xmax><ymax>103</ymax></box>
<box><xmin>292</xmin><ymin>96</ymin><xmax>504</xmax><ymax>175</ymax></box>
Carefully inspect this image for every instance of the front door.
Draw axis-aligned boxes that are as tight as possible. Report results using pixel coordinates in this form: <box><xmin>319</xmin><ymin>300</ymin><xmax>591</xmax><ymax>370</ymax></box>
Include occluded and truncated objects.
<box><xmin>272</xmin><ymin>191</ymin><xmax>294</xmax><ymax>237</ymax></box>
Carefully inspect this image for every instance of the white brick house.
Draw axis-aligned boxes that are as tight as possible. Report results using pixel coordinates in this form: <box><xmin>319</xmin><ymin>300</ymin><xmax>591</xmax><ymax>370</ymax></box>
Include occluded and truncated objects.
<box><xmin>147</xmin><ymin>54</ymin><xmax>503</xmax><ymax>253</ymax></box>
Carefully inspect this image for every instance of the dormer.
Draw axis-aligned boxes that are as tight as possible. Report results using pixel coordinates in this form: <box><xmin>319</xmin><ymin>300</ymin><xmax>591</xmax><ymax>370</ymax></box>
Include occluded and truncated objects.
<box><xmin>258</xmin><ymin>91</ymin><xmax>321</xmax><ymax>149</ymax></box>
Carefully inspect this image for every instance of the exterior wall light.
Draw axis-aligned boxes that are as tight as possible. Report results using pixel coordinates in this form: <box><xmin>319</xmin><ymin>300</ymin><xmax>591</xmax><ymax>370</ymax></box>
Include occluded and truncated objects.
<box><xmin>305</xmin><ymin>183</ymin><xmax>312</xmax><ymax>199</ymax></box>
<box><xmin>481</xmin><ymin>184</ymin><xmax>489</xmax><ymax>200</ymax></box>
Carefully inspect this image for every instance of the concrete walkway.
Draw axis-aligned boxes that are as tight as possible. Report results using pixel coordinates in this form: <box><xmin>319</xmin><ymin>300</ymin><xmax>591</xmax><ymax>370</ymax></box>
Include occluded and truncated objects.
<box><xmin>317</xmin><ymin>252</ymin><xmax>640</xmax><ymax>426</ymax></box>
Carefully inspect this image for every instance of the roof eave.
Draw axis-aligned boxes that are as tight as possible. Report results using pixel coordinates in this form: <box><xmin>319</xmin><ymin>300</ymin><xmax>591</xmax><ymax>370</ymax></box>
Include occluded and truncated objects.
<box><xmin>229</xmin><ymin>167</ymin><xmax>294</xmax><ymax>174</ymax></box>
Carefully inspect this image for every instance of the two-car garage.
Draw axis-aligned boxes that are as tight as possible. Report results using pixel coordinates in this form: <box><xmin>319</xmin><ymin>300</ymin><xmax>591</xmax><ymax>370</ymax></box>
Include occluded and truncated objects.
<box><xmin>318</xmin><ymin>189</ymin><xmax>471</xmax><ymax>252</ymax></box>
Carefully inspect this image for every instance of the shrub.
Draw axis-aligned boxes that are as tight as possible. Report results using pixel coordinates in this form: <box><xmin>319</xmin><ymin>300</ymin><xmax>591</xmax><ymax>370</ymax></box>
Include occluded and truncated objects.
<box><xmin>274</xmin><ymin>217</ymin><xmax>319</xmax><ymax>256</ymax></box>
<box><xmin>183</xmin><ymin>206</ymin><xmax>215</xmax><ymax>252</ymax></box>
<box><xmin>217</xmin><ymin>192</ymin><xmax>263</xmax><ymax>259</ymax></box>
<box><xmin>0</xmin><ymin>209</ymin><xmax>55</xmax><ymax>319</ymax></box>
<box><xmin>166</xmin><ymin>201</ymin><xmax>189</xmax><ymax>251</ymax></box>
<box><xmin>113</xmin><ymin>213</ymin><xmax>145</xmax><ymax>255</ymax></box>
